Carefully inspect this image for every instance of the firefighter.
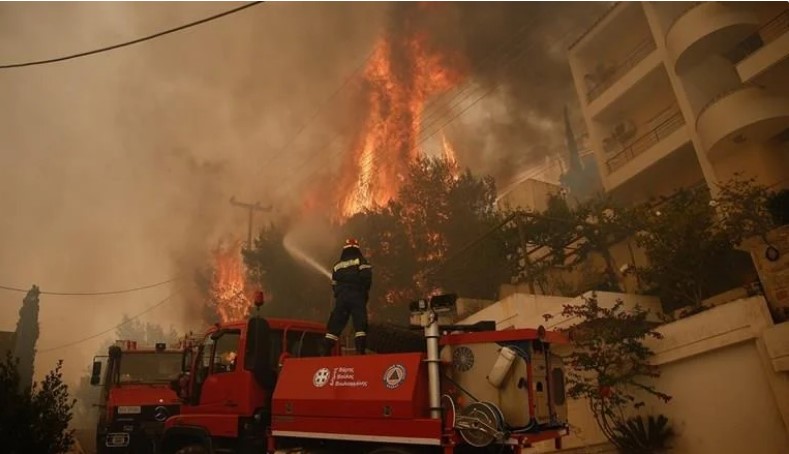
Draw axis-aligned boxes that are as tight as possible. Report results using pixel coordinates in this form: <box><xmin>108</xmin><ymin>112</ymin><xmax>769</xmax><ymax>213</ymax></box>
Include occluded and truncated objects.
<box><xmin>323</xmin><ymin>238</ymin><xmax>372</xmax><ymax>355</ymax></box>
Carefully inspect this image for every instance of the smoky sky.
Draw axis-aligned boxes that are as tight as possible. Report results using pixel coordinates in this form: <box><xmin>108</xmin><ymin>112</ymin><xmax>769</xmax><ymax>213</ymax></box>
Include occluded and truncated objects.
<box><xmin>0</xmin><ymin>1</ymin><xmax>606</xmax><ymax>389</ymax></box>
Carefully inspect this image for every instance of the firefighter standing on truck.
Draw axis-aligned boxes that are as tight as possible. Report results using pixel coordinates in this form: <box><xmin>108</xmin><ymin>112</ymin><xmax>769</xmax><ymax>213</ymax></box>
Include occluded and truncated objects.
<box><xmin>323</xmin><ymin>238</ymin><xmax>372</xmax><ymax>355</ymax></box>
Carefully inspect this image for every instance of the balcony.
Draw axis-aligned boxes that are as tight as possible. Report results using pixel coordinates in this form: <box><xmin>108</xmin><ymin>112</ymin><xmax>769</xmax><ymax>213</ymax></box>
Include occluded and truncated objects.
<box><xmin>666</xmin><ymin>2</ymin><xmax>759</xmax><ymax>74</ymax></box>
<box><xmin>585</xmin><ymin>38</ymin><xmax>657</xmax><ymax>103</ymax></box>
<box><xmin>606</xmin><ymin>106</ymin><xmax>686</xmax><ymax>173</ymax></box>
<box><xmin>696</xmin><ymin>84</ymin><xmax>789</xmax><ymax>157</ymax></box>
<box><xmin>732</xmin><ymin>8</ymin><xmax>789</xmax><ymax>83</ymax></box>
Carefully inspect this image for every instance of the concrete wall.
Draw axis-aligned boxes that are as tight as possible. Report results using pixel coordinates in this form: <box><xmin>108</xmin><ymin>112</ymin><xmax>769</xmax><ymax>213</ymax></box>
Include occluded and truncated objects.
<box><xmin>460</xmin><ymin>291</ymin><xmax>663</xmax><ymax>332</ymax></box>
<box><xmin>460</xmin><ymin>293</ymin><xmax>789</xmax><ymax>453</ymax></box>
<box><xmin>743</xmin><ymin>225</ymin><xmax>789</xmax><ymax>322</ymax></box>
<box><xmin>497</xmin><ymin>179</ymin><xmax>563</xmax><ymax>213</ymax></box>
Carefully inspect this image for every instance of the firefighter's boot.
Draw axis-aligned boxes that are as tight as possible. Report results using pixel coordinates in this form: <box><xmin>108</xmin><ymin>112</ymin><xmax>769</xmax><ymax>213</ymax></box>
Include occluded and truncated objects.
<box><xmin>355</xmin><ymin>335</ymin><xmax>366</xmax><ymax>355</ymax></box>
<box><xmin>321</xmin><ymin>337</ymin><xmax>336</xmax><ymax>357</ymax></box>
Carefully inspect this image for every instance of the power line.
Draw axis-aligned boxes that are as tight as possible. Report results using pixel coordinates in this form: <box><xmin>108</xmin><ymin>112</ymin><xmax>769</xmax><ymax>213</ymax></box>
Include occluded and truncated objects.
<box><xmin>254</xmin><ymin>47</ymin><xmax>375</xmax><ymax>173</ymax></box>
<box><xmin>0</xmin><ymin>2</ymin><xmax>263</xmax><ymax>70</ymax></box>
<box><xmin>0</xmin><ymin>277</ymin><xmax>179</xmax><ymax>296</ymax></box>
<box><xmin>37</xmin><ymin>289</ymin><xmax>183</xmax><ymax>354</ymax></box>
<box><xmin>268</xmin><ymin>15</ymin><xmax>548</xmax><ymax>201</ymax></box>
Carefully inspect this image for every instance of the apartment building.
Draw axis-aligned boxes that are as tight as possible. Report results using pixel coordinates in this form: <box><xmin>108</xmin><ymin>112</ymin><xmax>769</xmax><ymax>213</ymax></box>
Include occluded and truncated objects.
<box><xmin>568</xmin><ymin>2</ymin><xmax>789</xmax><ymax>205</ymax></box>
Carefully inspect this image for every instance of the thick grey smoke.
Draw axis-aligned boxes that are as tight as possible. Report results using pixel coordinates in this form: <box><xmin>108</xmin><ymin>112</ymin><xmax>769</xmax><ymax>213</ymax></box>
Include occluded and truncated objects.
<box><xmin>0</xmin><ymin>1</ymin><xmax>606</xmax><ymax>395</ymax></box>
<box><xmin>404</xmin><ymin>2</ymin><xmax>611</xmax><ymax>184</ymax></box>
<box><xmin>0</xmin><ymin>2</ymin><xmax>386</xmax><ymax>389</ymax></box>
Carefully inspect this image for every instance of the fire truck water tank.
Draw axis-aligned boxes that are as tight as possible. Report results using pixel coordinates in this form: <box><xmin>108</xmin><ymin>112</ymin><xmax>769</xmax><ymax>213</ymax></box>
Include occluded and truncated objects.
<box><xmin>486</xmin><ymin>346</ymin><xmax>516</xmax><ymax>388</ymax></box>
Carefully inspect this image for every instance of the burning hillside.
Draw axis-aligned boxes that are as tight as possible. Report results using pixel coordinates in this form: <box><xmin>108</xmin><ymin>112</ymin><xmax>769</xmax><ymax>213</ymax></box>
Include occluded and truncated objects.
<box><xmin>206</xmin><ymin>10</ymin><xmax>468</xmax><ymax>317</ymax></box>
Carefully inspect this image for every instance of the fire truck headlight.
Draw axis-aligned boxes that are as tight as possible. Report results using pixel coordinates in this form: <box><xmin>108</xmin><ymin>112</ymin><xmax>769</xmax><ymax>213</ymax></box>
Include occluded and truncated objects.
<box><xmin>117</xmin><ymin>406</ymin><xmax>142</xmax><ymax>415</ymax></box>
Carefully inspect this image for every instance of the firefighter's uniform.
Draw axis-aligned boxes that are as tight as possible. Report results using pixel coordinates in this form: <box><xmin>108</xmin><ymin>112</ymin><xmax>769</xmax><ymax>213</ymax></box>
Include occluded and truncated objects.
<box><xmin>324</xmin><ymin>239</ymin><xmax>372</xmax><ymax>355</ymax></box>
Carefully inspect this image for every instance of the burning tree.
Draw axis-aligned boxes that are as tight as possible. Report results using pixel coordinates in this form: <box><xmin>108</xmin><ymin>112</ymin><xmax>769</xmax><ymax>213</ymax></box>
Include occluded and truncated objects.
<box><xmin>206</xmin><ymin>239</ymin><xmax>256</xmax><ymax>323</ymax></box>
<box><xmin>328</xmin><ymin>6</ymin><xmax>465</xmax><ymax>218</ymax></box>
<box><xmin>344</xmin><ymin>157</ymin><xmax>510</xmax><ymax>322</ymax></box>
<box><xmin>243</xmin><ymin>158</ymin><xmax>510</xmax><ymax>325</ymax></box>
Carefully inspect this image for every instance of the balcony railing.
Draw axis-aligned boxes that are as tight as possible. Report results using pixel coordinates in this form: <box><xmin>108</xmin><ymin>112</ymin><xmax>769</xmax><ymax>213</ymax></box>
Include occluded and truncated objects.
<box><xmin>695</xmin><ymin>83</ymin><xmax>758</xmax><ymax>129</ymax></box>
<box><xmin>568</xmin><ymin>2</ymin><xmax>622</xmax><ymax>51</ymax></box>
<box><xmin>586</xmin><ymin>38</ymin><xmax>657</xmax><ymax>103</ymax></box>
<box><xmin>606</xmin><ymin>107</ymin><xmax>686</xmax><ymax>173</ymax></box>
<box><xmin>726</xmin><ymin>8</ymin><xmax>789</xmax><ymax>64</ymax></box>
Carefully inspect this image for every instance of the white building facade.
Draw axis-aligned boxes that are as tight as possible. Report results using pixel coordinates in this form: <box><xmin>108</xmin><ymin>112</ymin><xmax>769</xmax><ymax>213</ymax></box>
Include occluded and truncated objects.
<box><xmin>568</xmin><ymin>2</ymin><xmax>789</xmax><ymax>205</ymax></box>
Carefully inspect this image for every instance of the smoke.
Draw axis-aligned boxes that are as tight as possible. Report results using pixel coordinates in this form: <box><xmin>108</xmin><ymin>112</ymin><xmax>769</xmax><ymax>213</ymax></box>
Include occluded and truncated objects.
<box><xmin>0</xmin><ymin>1</ymin><xmax>607</xmax><ymax>401</ymax></box>
<box><xmin>283</xmin><ymin>220</ymin><xmax>335</xmax><ymax>280</ymax></box>
<box><xmin>0</xmin><ymin>1</ymin><xmax>386</xmax><ymax>393</ymax></box>
<box><xmin>383</xmin><ymin>2</ymin><xmax>611</xmax><ymax>185</ymax></box>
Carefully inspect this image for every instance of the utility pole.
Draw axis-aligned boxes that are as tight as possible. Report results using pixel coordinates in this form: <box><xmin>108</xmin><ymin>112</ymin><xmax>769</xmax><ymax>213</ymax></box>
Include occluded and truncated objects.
<box><xmin>229</xmin><ymin>196</ymin><xmax>272</xmax><ymax>247</ymax></box>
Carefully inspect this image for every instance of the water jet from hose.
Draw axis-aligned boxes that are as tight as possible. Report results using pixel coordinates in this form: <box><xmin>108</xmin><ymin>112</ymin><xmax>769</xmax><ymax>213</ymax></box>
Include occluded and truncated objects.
<box><xmin>283</xmin><ymin>232</ymin><xmax>332</xmax><ymax>280</ymax></box>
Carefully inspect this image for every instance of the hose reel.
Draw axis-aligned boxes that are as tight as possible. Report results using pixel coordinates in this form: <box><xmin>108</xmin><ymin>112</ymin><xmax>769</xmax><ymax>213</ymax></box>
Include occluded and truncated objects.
<box><xmin>455</xmin><ymin>401</ymin><xmax>506</xmax><ymax>447</ymax></box>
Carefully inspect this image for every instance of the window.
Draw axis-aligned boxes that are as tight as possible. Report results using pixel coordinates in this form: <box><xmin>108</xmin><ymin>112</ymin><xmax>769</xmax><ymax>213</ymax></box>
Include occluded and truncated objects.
<box><xmin>118</xmin><ymin>352</ymin><xmax>182</xmax><ymax>384</ymax></box>
<box><xmin>286</xmin><ymin>331</ymin><xmax>325</xmax><ymax>358</ymax></box>
<box><xmin>211</xmin><ymin>331</ymin><xmax>241</xmax><ymax>374</ymax></box>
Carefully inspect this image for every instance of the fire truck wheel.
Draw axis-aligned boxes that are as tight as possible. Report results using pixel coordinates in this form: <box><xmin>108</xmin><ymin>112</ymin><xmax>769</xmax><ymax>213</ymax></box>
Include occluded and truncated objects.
<box><xmin>173</xmin><ymin>445</ymin><xmax>208</xmax><ymax>454</ymax></box>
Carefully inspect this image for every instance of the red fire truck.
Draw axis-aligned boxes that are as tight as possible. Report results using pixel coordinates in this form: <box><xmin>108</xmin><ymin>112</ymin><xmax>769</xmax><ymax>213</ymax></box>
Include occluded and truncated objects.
<box><xmin>90</xmin><ymin>340</ymin><xmax>184</xmax><ymax>454</ymax></box>
<box><xmin>161</xmin><ymin>294</ymin><xmax>569</xmax><ymax>454</ymax></box>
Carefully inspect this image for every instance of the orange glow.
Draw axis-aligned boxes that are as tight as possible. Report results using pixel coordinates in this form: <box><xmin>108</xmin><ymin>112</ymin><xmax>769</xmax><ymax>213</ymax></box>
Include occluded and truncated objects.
<box><xmin>441</xmin><ymin>132</ymin><xmax>460</xmax><ymax>180</ymax></box>
<box><xmin>208</xmin><ymin>239</ymin><xmax>254</xmax><ymax>323</ymax></box>
<box><xmin>337</xmin><ymin>35</ymin><xmax>464</xmax><ymax>218</ymax></box>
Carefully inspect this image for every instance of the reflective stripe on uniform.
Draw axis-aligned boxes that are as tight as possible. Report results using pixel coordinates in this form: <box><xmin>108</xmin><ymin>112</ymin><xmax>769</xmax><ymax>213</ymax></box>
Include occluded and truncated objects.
<box><xmin>354</xmin><ymin>331</ymin><xmax>367</xmax><ymax>338</ymax></box>
<box><xmin>333</xmin><ymin>258</ymin><xmax>360</xmax><ymax>272</ymax></box>
<box><xmin>325</xmin><ymin>333</ymin><xmax>339</xmax><ymax>341</ymax></box>
<box><xmin>359</xmin><ymin>264</ymin><xmax>372</xmax><ymax>270</ymax></box>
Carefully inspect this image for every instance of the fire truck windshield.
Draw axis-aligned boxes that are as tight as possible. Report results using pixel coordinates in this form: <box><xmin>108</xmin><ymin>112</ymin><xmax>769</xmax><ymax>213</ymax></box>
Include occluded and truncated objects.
<box><xmin>118</xmin><ymin>352</ymin><xmax>182</xmax><ymax>384</ymax></box>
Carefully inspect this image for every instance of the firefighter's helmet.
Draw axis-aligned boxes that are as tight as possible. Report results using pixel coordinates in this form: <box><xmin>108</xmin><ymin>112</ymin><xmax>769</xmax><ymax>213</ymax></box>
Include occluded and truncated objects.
<box><xmin>344</xmin><ymin>238</ymin><xmax>360</xmax><ymax>249</ymax></box>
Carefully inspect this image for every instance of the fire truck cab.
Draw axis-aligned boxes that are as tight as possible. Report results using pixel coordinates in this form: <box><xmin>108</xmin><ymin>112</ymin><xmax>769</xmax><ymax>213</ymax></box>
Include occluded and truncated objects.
<box><xmin>163</xmin><ymin>317</ymin><xmax>330</xmax><ymax>454</ymax></box>
<box><xmin>90</xmin><ymin>340</ymin><xmax>184</xmax><ymax>454</ymax></box>
<box><xmin>161</xmin><ymin>295</ymin><xmax>569</xmax><ymax>454</ymax></box>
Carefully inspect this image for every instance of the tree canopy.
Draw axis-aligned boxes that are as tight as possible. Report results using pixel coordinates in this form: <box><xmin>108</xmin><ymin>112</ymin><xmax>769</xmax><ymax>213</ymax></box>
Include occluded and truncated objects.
<box><xmin>245</xmin><ymin>157</ymin><xmax>513</xmax><ymax>324</ymax></box>
<box><xmin>1</xmin><ymin>353</ymin><xmax>75</xmax><ymax>454</ymax></box>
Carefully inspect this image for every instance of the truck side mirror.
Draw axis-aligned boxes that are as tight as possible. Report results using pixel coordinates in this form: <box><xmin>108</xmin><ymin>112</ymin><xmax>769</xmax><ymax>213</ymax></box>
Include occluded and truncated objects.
<box><xmin>90</xmin><ymin>360</ymin><xmax>102</xmax><ymax>386</ymax></box>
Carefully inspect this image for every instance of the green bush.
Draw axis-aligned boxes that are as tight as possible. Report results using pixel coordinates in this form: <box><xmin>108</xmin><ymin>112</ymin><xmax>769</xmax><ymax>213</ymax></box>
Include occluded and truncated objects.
<box><xmin>0</xmin><ymin>352</ymin><xmax>76</xmax><ymax>453</ymax></box>
<box><xmin>611</xmin><ymin>414</ymin><xmax>675</xmax><ymax>453</ymax></box>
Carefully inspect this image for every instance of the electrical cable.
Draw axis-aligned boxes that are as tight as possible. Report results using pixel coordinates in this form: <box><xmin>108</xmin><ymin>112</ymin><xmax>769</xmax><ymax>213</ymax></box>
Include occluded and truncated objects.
<box><xmin>37</xmin><ymin>289</ymin><xmax>183</xmax><ymax>354</ymax></box>
<box><xmin>0</xmin><ymin>277</ymin><xmax>180</xmax><ymax>296</ymax></box>
<box><xmin>0</xmin><ymin>2</ymin><xmax>263</xmax><ymax>69</ymax></box>
<box><xmin>253</xmin><ymin>47</ymin><xmax>375</xmax><ymax>175</ymax></box>
<box><xmin>266</xmin><ymin>15</ymin><xmax>552</xmax><ymax>202</ymax></box>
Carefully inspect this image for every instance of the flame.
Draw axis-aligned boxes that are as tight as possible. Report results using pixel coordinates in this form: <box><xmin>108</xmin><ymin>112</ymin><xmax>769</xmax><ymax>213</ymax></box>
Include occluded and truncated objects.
<box><xmin>337</xmin><ymin>35</ymin><xmax>464</xmax><ymax>218</ymax></box>
<box><xmin>441</xmin><ymin>132</ymin><xmax>460</xmax><ymax>180</ymax></box>
<box><xmin>208</xmin><ymin>239</ymin><xmax>254</xmax><ymax>323</ymax></box>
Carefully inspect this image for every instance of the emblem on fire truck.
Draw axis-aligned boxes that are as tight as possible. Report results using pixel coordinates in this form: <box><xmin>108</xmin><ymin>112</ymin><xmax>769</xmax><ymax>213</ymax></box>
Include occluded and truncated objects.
<box><xmin>313</xmin><ymin>368</ymin><xmax>331</xmax><ymax>388</ymax></box>
<box><xmin>383</xmin><ymin>364</ymin><xmax>406</xmax><ymax>389</ymax></box>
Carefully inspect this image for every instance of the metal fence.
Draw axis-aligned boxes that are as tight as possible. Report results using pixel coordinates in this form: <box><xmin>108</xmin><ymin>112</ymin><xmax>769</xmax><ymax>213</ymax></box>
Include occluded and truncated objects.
<box><xmin>606</xmin><ymin>108</ymin><xmax>686</xmax><ymax>173</ymax></box>
<box><xmin>586</xmin><ymin>38</ymin><xmax>657</xmax><ymax>102</ymax></box>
